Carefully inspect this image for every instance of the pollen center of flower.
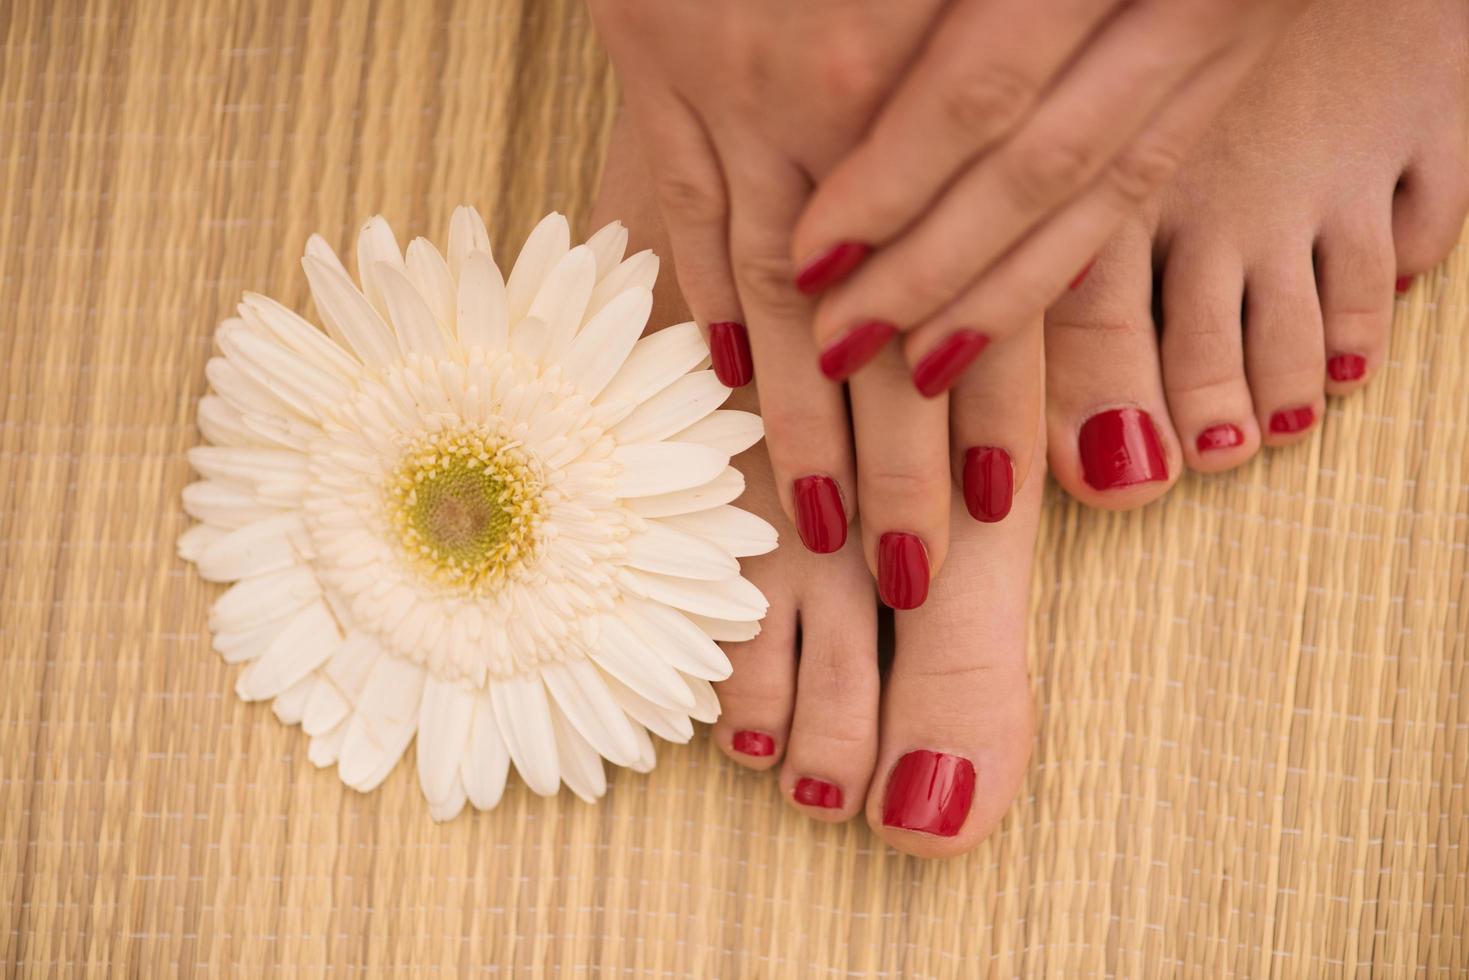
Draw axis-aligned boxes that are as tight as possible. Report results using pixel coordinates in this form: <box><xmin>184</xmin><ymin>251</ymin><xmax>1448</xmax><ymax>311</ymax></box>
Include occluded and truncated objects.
<box><xmin>388</xmin><ymin>428</ymin><xmax>544</xmax><ymax>594</ymax></box>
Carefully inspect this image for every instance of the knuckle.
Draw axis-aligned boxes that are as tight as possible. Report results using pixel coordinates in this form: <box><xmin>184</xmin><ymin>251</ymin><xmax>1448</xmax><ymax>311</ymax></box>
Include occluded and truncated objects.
<box><xmin>1045</xmin><ymin>314</ymin><xmax>1147</xmax><ymax>343</ymax></box>
<box><xmin>1108</xmin><ymin>142</ymin><xmax>1186</xmax><ymax>204</ymax></box>
<box><xmin>731</xmin><ymin>249</ymin><xmax>804</xmax><ymax>315</ymax></box>
<box><xmin>760</xmin><ymin>402</ymin><xmax>834</xmax><ymax>461</ymax></box>
<box><xmin>1005</xmin><ymin>140</ymin><xmax>1095</xmax><ymax>209</ymax></box>
<box><xmin>938</xmin><ymin>64</ymin><xmax>1035</xmax><ymax>138</ymax></box>
<box><xmin>859</xmin><ymin>455</ymin><xmax>948</xmax><ymax>505</ymax></box>
<box><xmin>654</xmin><ymin>170</ymin><xmax>726</xmax><ymax>226</ymax></box>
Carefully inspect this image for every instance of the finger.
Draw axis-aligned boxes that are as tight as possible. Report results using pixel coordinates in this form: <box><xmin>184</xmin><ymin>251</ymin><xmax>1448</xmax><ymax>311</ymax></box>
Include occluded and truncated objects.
<box><xmin>949</xmin><ymin>319</ymin><xmax>1044</xmax><ymax>524</ymax></box>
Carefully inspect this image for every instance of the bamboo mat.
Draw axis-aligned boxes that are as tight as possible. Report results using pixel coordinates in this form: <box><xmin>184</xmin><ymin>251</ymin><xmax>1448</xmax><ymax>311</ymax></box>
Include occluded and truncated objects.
<box><xmin>2</xmin><ymin>1</ymin><xmax>1466</xmax><ymax>975</ymax></box>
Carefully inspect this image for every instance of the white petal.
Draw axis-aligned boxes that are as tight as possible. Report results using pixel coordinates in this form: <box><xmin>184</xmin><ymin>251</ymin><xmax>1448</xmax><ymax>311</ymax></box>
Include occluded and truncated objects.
<box><xmin>561</xmin><ymin>287</ymin><xmax>653</xmax><ymax>398</ymax></box>
<box><xmin>586</xmin><ymin>249</ymin><xmax>658</xmax><ymax>320</ymax></box>
<box><xmin>659</xmin><ymin>506</ymin><xmax>779</xmax><ymax>558</ymax></box>
<box><xmin>685</xmin><ymin>613</ymin><xmax>761</xmax><ymax>643</ymax></box>
<box><xmin>447</xmin><ymin>205</ymin><xmax>492</xmax><ymax>280</ymax></box>
<box><xmin>509</xmin><ymin>314</ymin><xmax>551</xmax><ymax>366</ymax></box>
<box><xmin>377</xmin><ymin>262</ymin><xmax>452</xmax><ymax>359</ymax></box>
<box><xmin>611</xmin><ymin>371</ymin><xmax>728</xmax><ymax>445</ymax></box>
<box><xmin>427</xmin><ymin>776</ymin><xmax>469</xmax><ymax>822</ymax></box>
<box><xmin>234</xmin><ymin>600</ymin><xmax>342</xmax><ymax>702</ymax></box>
<box><xmin>405</xmin><ymin>237</ymin><xmax>457</xmax><ymax>327</ymax></box>
<box><xmin>626</xmin><ymin>569</ymin><xmax>769</xmax><ymax>622</ymax></box>
<box><xmin>491</xmin><ymin>676</ymin><xmax>560</xmax><ymax>796</ymax></box>
<box><xmin>630</xmin><ymin>726</ymin><xmax>657</xmax><ymax>774</ymax></box>
<box><xmin>462</xmin><ymin>692</ymin><xmax>511</xmax><ymax>810</ymax></box>
<box><xmin>196</xmin><ymin>395</ymin><xmax>254</xmax><ymax>447</ymax></box>
<box><xmin>684</xmin><ymin>676</ymin><xmax>721</xmax><ymax>724</ymax></box>
<box><xmin>355</xmin><ymin>215</ymin><xmax>404</xmax><ymax>319</ymax></box>
<box><xmin>218</xmin><ymin>324</ymin><xmax>350</xmax><ymax>418</ymax></box>
<box><xmin>183</xmin><ymin>481</ymin><xmax>280</xmax><ymax>529</ymax></box>
<box><xmin>212</xmin><ymin>616</ymin><xmax>293</xmax><ymax>664</ymax></box>
<box><xmin>187</xmin><ymin>445</ymin><xmax>306</xmax><ymax>488</ymax></box>
<box><xmin>338</xmin><ymin>655</ymin><xmax>425</xmax><ymax>792</ymax></box>
<box><xmin>590</xmin><ymin>615</ymin><xmax>695</xmax><ymax>711</ymax></box>
<box><xmin>209</xmin><ymin>565</ymin><xmax>319</xmax><ymax>634</ymax></box>
<box><xmin>272</xmin><ymin>675</ymin><xmax>315</xmax><ymax>726</ymax></box>
<box><xmin>585</xmin><ymin>220</ymin><xmax>628</xmax><ymax>281</ymax></box>
<box><xmin>506</xmin><ymin>212</ymin><xmax>570</xmax><ymax>322</ymax></box>
<box><xmin>308</xmin><ymin>723</ymin><xmax>348</xmax><ymax>768</ymax></box>
<box><xmin>239</xmin><ymin>292</ymin><xmax>361</xmax><ymax>381</ymax></box>
<box><xmin>206</xmin><ymin>353</ymin><xmax>294</xmax><ymax>418</ymax></box>
<box><xmin>417</xmin><ymin>677</ymin><xmax>476</xmax><ymax>807</ymax></box>
<box><xmin>193</xmin><ymin>514</ymin><xmax>306</xmax><ymax>582</ymax></box>
<box><xmin>623</xmin><ymin>520</ymin><xmax>739</xmax><ymax>580</ymax></box>
<box><xmin>550</xmin><ymin>705</ymin><xmax>606</xmax><ymax>804</ymax></box>
<box><xmin>672</xmin><ymin>409</ymin><xmax>764</xmax><ymax>456</ymax></box>
<box><xmin>302</xmin><ymin>255</ymin><xmax>399</xmax><ymax>371</ymax></box>
<box><xmin>612</xmin><ymin>442</ymin><xmax>728</xmax><ymax>499</ymax></box>
<box><xmin>621</xmin><ymin>597</ymin><xmax>733</xmax><ymax>682</ymax></box>
<box><xmin>625</xmin><ymin>467</ymin><xmax>745</xmax><ymax>518</ymax></box>
<box><xmin>603</xmin><ymin>674</ymin><xmax>694</xmax><ymax>744</ymax></box>
<box><xmin>456</xmin><ymin>249</ymin><xmax>508</xmax><ymax>351</ymax></box>
<box><xmin>540</xmin><ymin>660</ymin><xmax>641</xmax><ymax>767</ymax></box>
<box><xmin>303</xmin><ymin>631</ymin><xmax>382</xmax><ymax>736</ymax></box>
<box><xmin>597</xmin><ymin>321</ymin><xmax>709</xmax><ymax>410</ymax></box>
<box><xmin>525</xmin><ymin>245</ymin><xmax>596</xmax><ymax>361</ymax></box>
<box><xmin>178</xmin><ymin>523</ymin><xmax>226</xmax><ymax>562</ymax></box>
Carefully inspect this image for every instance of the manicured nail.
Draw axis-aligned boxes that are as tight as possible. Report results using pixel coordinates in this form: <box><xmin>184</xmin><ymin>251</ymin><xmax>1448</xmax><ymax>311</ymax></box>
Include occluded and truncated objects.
<box><xmin>1078</xmin><ymin>407</ymin><xmax>1168</xmax><ymax>490</ymax></box>
<box><xmin>1395</xmin><ymin>275</ymin><xmax>1412</xmax><ymax>294</ymax></box>
<box><xmin>793</xmin><ymin>475</ymin><xmax>847</xmax><ymax>554</ymax></box>
<box><xmin>1327</xmin><ymin>353</ymin><xmax>1366</xmax><ymax>382</ymax></box>
<box><xmin>881</xmin><ymin>750</ymin><xmax>975</xmax><ymax>837</ymax></box>
<box><xmin>1068</xmin><ymin>259</ymin><xmax>1096</xmax><ymax>290</ymax></box>
<box><xmin>1269</xmin><ymin>405</ymin><xmax>1315</xmax><ymax>434</ymax></box>
<box><xmin>818</xmin><ymin>320</ymin><xmax>897</xmax><ymax>381</ymax></box>
<box><xmin>1195</xmin><ymin>423</ymin><xmax>1244</xmax><ymax>453</ymax></box>
<box><xmin>793</xmin><ymin>777</ymin><xmax>844</xmax><ymax>809</ymax></box>
<box><xmin>794</xmin><ymin>241</ymin><xmax>871</xmax><ymax>295</ymax></box>
<box><xmin>962</xmin><ymin>446</ymin><xmax>1013</xmax><ymax>523</ymax></box>
<box><xmin>911</xmin><ymin>329</ymin><xmax>990</xmax><ymax>398</ymax></box>
<box><xmin>877</xmin><ymin>531</ymin><xmax>929</xmax><ymax>609</ymax></box>
<box><xmin>707</xmin><ymin>321</ymin><xmax>754</xmax><ymax>388</ymax></box>
<box><xmin>732</xmin><ymin>730</ymin><xmax>775</xmax><ymax>757</ymax></box>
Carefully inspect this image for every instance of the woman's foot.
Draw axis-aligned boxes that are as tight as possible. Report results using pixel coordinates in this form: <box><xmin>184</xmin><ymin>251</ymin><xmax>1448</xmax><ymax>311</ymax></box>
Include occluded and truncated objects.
<box><xmin>1045</xmin><ymin>0</ymin><xmax>1468</xmax><ymax>507</ymax></box>
<box><xmin>593</xmin><ymin>121</ymin><xmax>1040</xmax><ymax>856</ymax></box>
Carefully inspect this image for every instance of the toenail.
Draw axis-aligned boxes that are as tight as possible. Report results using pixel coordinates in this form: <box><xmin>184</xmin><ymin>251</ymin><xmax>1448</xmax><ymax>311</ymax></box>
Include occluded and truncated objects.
<box><xmin>881</xmin><ymin>750</ymin><xmax>975</xmax><ymax>837</ymax></box>
<box><xmin>1068</xmin><ymin>259</ymin><xmax>1096</xmax><ymax>290</ymax></box>
<box><xmin>911</xmin><ymin>329</ymin><xmax>990</xmax><ymax>398</ymax></box>
<box><xmin>707</xmin><ymin>321</ymin><xmax>754</xmax><ymax>388</ymax></box>
<box><xmin>1395</xmin><ymin>275</ymin><xmax>1412</xmax><ymax>295</ymax></box>
<box><xmin>793</xmin><ymin>777</ymin><xmax>844</xmax><ymax>809</ymax></box>
<box><xmin>962</xmin><ymin>446</ymin><xmax>1014</xmax><ymax>523</ymax></box>
<box><xmin>731</xmin><ymin>731</ymin><xmax>776</xmax><ymax>757</ymax></box>
<box><xmin>794</xmin><ymin>241</ymin><xmax>871</xmax><ymax>295</ymax></box>
<box><xmin>1269</xmin><ymin>405</ymin><xmax>1316</xmax><ymax>434</ymax></box>
<box><xmin>792</xmin><ymin>475</ymin><xmax>848</xmax><ymax>554</ymax></box>
<box><xmin>817</xmin><ymin>320</ymin><xmax>897</xmax><ymax>382</ymax></box>
<box><xmin>1327</xmin><ymin>353</ymin><xmax>1366</xmax><ymax>382</ymax></box>
<box><xmin>877</xmin><ymin>531</ymin><xmax>930</xmax><ymax>610</ymax></box>
<box><xmin>1077</xmin><ymin>408</ymin><xmax>1168</xmax><ymax>490</ymax></box>
<box><xmin>1196</xmin><ymin>423</ymin><xmax>1244</xmax><ymax>453</ymax></box>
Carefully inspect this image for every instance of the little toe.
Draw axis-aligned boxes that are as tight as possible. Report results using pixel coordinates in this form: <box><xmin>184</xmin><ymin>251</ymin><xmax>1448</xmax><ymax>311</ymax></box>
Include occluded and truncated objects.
<box><xmin>1316</xmin><ymin>203</ymin><xmax>1397</xmax><ymax>397</ymax></box>
<box><xmin>1242</xmin><ymin>242</ymin><xmax>1327</xmax><ymax>446</ymax></box>
<box><xmin>711</xmin><ymin>546</ymin><xmax>797</xmax><ymax>772</ymax></box>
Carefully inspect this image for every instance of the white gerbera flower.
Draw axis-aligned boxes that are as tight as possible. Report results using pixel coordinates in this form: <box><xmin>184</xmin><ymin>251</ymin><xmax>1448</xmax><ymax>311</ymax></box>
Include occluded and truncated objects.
<box><xmin>178</xmin><ymin>208</ymin><xmax>774</xmax><ymax>820</ymax></box>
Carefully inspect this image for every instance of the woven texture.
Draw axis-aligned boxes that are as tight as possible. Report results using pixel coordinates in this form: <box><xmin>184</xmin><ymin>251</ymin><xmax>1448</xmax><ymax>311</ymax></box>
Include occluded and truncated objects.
<box><xmin>3</xmin><ymin>1</ymin><xmax>1466</xmax><ymax>975</ymax></box>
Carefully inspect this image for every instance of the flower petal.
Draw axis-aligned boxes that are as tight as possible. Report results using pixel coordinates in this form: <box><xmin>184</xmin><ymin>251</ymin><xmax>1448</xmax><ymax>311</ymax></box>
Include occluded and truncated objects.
<box><xmin>209</xmin><ymin>565</ymin><xmax>320</xmax><ymax>634</ymax></box>
<box><xmin>456</xmin><ymin>249</ymin><xmax>509</xmax><ymax>351</ymax></box>
<box><xmin>447</xmin><ymin>205</ymin><xmax>492</xmax><ymax>280</ymax></box>
<box><xmin>586</xmin><ymin>249</ymin><xmax>658</xmax><ymax>320</ymax></box>
<box><xmin>611</xmin><ymin>371</ymin><xmax>728</xmax><ymax>445</ymax></box>
<box><xmin>218</xmin><ymin>322</ymin><xmax>351</xmax><ymax>418</ymax></box>
<box><xmin>584</xmin><ymin>221</ymin><xmax>628</xmax><ymax>282</ymax></box>
<box><xmin>672</xmin><ymin>409</ymin><xmax>764</xmax><ymax>457</ymax></box>
<box><xmin>550</xmin><ymin>704</ymin><xmax>606</xmax><ymax>804</ymax></box>
<box><xmin>540</xmin><ymin>659</ymin><xmax>641</xmax><ymax>767</ymax></box>
<box><xmin>625</xmin><ymin>568</ymin><xmax>769</xmax><ymax>622</ymax></box>
<box><xmin>338</xmin><ymin>655</ymin><xmax>425</xmax><ymax>792</ymax></box>
<box><xmin>526</xmin><ymin>244</ymin><xmax>596</xmax><ymax>362</ymax></box>
<box><xmin>623</xmin><ymin>520</ymin><xmax>739</xmax><ymax>580</ymax></box>
<box><xmin>462</xmin><ymin>692</ymin><xmax>511</xmax><ymax>811</ymax></box>
<box><xmin>612</xmin><ymin>442</ymin><xmax>728</xmax><ymax>498</ymax></box>
<box><xmin>234</xmin><ymin>599</ymin><xmax>342</xmax><ymax>702</ymax></box>
<box><xmin>183</xmin><ymin>480</ymin><xmax>282</xmax><ymax>529</ymax></box>
<box><xmin>625</xmin><ymin>467</ymin><xmax>745</xmax><ymax>518</ymax></box>
<box><xmin>303</xmin><ymin>631</ymin><xmax>382</xmax><ymax>736</ymax></box>
<box><xmin>417</xmin><ymin>677</ymin><xmax>476</xmax><ymax>808</ymax></box>
<box><xmin>427</xmin><ymin>776</ymin><xmax>468</xmax><ymax>822</ymax></box>
<box><xmin>683</xmin><ymin>676</ymin><xmax>721</xmax><ymax>724</ymax></box>
<box><xmin>659</xmin><ymin>506</ymin><xmax>779</xmax><ymax>558</ymax></box>
<box><xmin>355</xmin><ymin>215</ymin><xmax>405</xmax><ymax>319</ymax></box>
<box><xmin>272</xmin><ymin>675</ymin><xmax>315</xmax><ymax>726</ymax></box>
<box><xmin>405</xmin><ymin>237</ymin><xmax>457</xmax><ymax>327</ymax></box>
<box><xmin>506</xmin><ymin>212</ymin><xmax>570</xmax><ymax>322</ymax></box>
<box><xmin>193</xmin><ymin>514</ymin><xmax>307</xmax><ymax>582</ymax></box>
<box><xmin>301</xmin><ymin>254</ymin><xmax>399</xmax><ymax>371</ymax></box>
<box><xmin>620</xmin><ymin>597</ymin><xmax>733</xmax><ymax>682</ymax></box>
<box><xmin>684</xmin><ymin>613</ymin><xmax>762</xmax><ymax>643</ymax></box>
<box><xmin>561</xmin><ymin>287</ymin><xmax>653</xmax><ymax>399</ymax></box>
<box><xmin>596</xmin><ymin>321</ymin><xmax>710</xmax><ymax>411</ymax></box>
<box><xmin>239</xmin><ymin>293</ymin><xmax>361</xmax><ymax>383</ymax></box>
<box><xmin>601</xmin><ymin>674</ymin><xmax>695</xmax><ymax>744</ymax></box>
<box><xmin>196</xmin><ymin>395</ymin><xmax>253</xmax><ymax>447</ymax></box>
<box><xmin>491</xmin><ymin>675</ymin><xmax>560</xmax><ymax>796</ymax></box>
<box><xmin>376</xmin><ymin>261</ymin><xmax>454</xmax><ymax>359</ymax></box>
<box><xmin>590</xmin><ymin>615</ymin><xmax>695</xmax><ymax>712</ymax></box>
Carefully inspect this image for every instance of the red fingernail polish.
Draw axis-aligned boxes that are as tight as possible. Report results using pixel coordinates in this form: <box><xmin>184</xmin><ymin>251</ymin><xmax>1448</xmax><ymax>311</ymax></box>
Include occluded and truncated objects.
<box><xmin>962</xmin><ymin>446</ymin><xmax>1013</xmax><ymax>523</ymax></box>
<box><xmin>793</xmin><ymin>475</ymin><xmax>847</xmax><ymax>554</ymax></box>
<box><xmin>793</xmin><ymin>777</ymin><xmax>844</xmax><ymax>809</ymax></box>
<box><xmin>881</xmin><ymin>750</ymin><xmax>975</xmax><ymax>837</ymax></box>
<box><xmin>1269</xmin><ymin>405</ymin><xmax>1315</xmax><ymax>434</ymax></box>
<box><xmin>795</xmin><ymin>241</ymin><xmax>871</xmax><ymax>295</ymax></box>
<box><xmin>708</xmin><ymin>321</ymin><xmax>754</xmax><ymax>388</ymax></box>
<box><xmin>1068</xmin><ymin>259</ymin><xmax>1096</xmax><ymax>290</ymax></box>
<box><xmin>1327</xmin><ymin>353</ymin><xmax>1366</xmax><ymax>382</ymax></box>
<box><xmin>732</xmin><ymin>731</ymin><xmax>775</xmax><ymax>756</ymax></box>
<box><xmin>911</xmin><ymin>329</ymin><xmax>990</xmax><ymax>398</ymax></box>
<box><xmin>1395</xmin><ymin>275</ymin><xmax>1412</xmax><ymax>294</ymax></box>
<box><xmin>1196</xmin><ymin>423</ymin><xmax>1244</xmax><ymax>453</ymax></box>
<box><xmin>818</xmin><ymin>320</ymin><xmax>897</xmax><ymax>381</ymax></box>
<box><xmin>1078</xmin><ymin>407</ymin><xmax>1168</xmax><ymax>490</ymax></box>
<box><xmin>877</xmin><ymin>531</ymin><xmax>929</xmax><ymax>610</ymax></box>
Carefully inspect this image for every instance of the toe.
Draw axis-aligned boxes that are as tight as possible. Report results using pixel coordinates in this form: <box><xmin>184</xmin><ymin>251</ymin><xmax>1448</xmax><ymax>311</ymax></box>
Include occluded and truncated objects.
<box><xmin>1242</xmin><ymin>242</ymin><xmax>1326</xmax><ymax>446</ymax></box>
<box><xmin>1392</xmin><ymin>151</ymin><xmax>1469</xmax><ymax>283</ymax></box>
<box><xmin>1316</xmin><ymin>203</ymin><xmax>1397</xmax><ymax>397</ymax></box>
<box><xmin>951</xmin><ymin>319</ymin><xmax>1043</xmax><ymax>525</ymax></box>
<box><xmin>711</xmin><ymin>565</ymin><xmax>796</xmax><ymax>772</ymax></box>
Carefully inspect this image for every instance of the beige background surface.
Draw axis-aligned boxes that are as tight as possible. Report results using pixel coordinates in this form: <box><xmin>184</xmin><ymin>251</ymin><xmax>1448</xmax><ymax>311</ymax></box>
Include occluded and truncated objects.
<box><xmin>2</xmin><ymin>1</ymin><xmax>1466</xmax><ymax>975</ymax></box>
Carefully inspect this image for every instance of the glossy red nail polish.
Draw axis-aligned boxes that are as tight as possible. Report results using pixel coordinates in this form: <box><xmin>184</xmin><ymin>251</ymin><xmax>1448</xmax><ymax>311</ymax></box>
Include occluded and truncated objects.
<box><xmin>962</xmin><ymin>446</ymin><xmax>1013</xmax><ymax>523</ymax></box>
<box><xmin>793</xmin><ymin>777</ymin><xmax>844</xmax><ymax>809</ymax></box>
<box><xmin>1269</xmin><ymin>405</ymin><xmax>1315</xmax><ymax>434</ymax></box>
<box><xmin>877</xmin><ymin>531</ymin><xmax>929</xmax><ymax>610</ymax></box>
<box><xmin>881</xmin><ymin>750</ymin><xmax>975</xmax><ymax>836</ymax></box>
<box><xmin>793</xmin><ymin>475</ymin><xmax>847</xmax><ymax>554</ymax></box>
<box><xmin>732</xmin><ymin>731</ymin><xmax>775</xmax><ymax>757</ymax></box>
<box><xmin>1195</xmin><ymin>423</ymin><xmax>1244</xmax><ymax>453</ymax></box>
<box><xmin>1327</xmin><ymin>353</ymin><xmax>1366</xmax><ymax>382</ymax></box>
<box><xmin>1395</xmin><ymin>275</ymin><xmax>1412</xmax><ymax>294</ymax></box>
<box><xmin>708</xmin><ymin>321</ymin><xmax>754</xmax><ymax>388</ymax></box>
<box><xmin>1078</xmin><ymin>407</ymin><xmax>1167</xmax><ymax>490</ymax></box>
<box><xmin>1068</xmin><ymin>259</ymin><xmax>1096</xmax><ymax>290</ymax></box>
<box><xmin>794</xmin><ymin>241</ymin><xmax>871</xmax><ymax>295</ymax></box>
<box><xmin>818</xmin><ymin>320</ymin><xmax>897</xmax><ymax>381</ymax></box>
<box><xmin>911</xmin><ymin>329</ymin><xmax>989</xmax><ymax>398</ymax></box>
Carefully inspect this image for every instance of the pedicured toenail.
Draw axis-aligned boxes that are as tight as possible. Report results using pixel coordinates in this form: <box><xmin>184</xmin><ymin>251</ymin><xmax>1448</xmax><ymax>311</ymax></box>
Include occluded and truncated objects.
<box><xmin>793</xmin><ymin>777</ymin><xmax>844</xmax><ymax>809</ymax></box>
<box><xmin>1269</xmin><ymin>405</ymin><xmax>1316</xmax><ymax>434</ymax></box>
<box><xmin>708</xmin><ymin>321</ymin><xmax>754</xmax><ymax>388</ymax></box>
<box><xmin>818</xmin><ymin>320</ymin><xmax>897</xmax><ymax>381</ymax></box>
<box><xmin>882</xmin><ymin>750</ymin><xmax>975</xmax><ymax>837</ymax></box>
<box><xmin>962</xmin><ymin>446</ymin><xmax>1014</xmax><ymax>523</ymax></box>
<box><xmin>1395</xmin><ymin>275</ymin><xmax>1412</xmax><ymax>295</ymax></box>
<box><xmin>1077</xmin><ymin>408</ymin><xmax>1168</xmax><ymax>490</ymax></box>
<box><xmin>732</xmin><ymin>731</ymin><xmax>776</xmax><ymax>757</ymax></box>
<box><xmin>1068</xmin><ymin>259</ymin><xmax>1096</xmax><ymax>290</ymax></box>
<box><xmin>912</xmin><ymin>329</ymin><xmax>989</xmax><ymax>398</ymax></box>
<box><xmin>1327</xmin><ymin>353</ymin><xmax>1366</xmax><ymax>382</ymax></box>
<box><xmin>1196</xmin><ymin>423</ymin><xmax>1244</xmax><ymax>453</ymax></box>
<box><xmin>795</xmin><ymin>241</ymin><xmax>871</xmax><ymax>295</ymax></box>
<box><xmin>877</xmin><ymin>532</ymin><xmax>930</xmax><ymax>609</ymax></box>
<box><xmin>793</xmin><ymin>475</ymin><xmax>848</xmax><ymax>554</ymax></box>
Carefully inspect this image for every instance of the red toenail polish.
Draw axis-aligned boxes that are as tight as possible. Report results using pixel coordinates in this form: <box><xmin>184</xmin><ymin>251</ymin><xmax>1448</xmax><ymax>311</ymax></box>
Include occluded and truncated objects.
<box><xmin>877</xmin><ymin>531</ymin><xmax>930</xmax><ymax>610</ymax></box>
<box><xmin>793</xmin><ymin>777</ymin><xmax>844</xmax><ymax>809</ymax></box>
<box><xmin>962</xmin><ymin>446</ymin><xmax>1014</xmax><ymax>523</ymax></box>
<box><xmin>1327</xmin><ymin>353</ymin><xmax>1366</xmax><ymax>382</ymax></box>
<box><xmin>1395</xmin><ymin>275</ymin><xmax>1412</xmax><ymax>294</ymax></box>
<box><xmin>707</xmin><ymin>321</ymin><xmax>754</xmax><ymax>388</ymax></box>
<box><xmin>1269</xmin><ymin>405</ymin><xmax>1316</xmax><ymax>434</ymax></box>
<box><xmin>818</xmin><ymin>320</ymin><xmax>897</xmax><ymax>381</ymax></box>
<box><xmin>912</xmin><ymin>329</ymin><xmax>990</xmax><ymax>398</ymax></box>
<box><xmin>1078</xmin><ymin>408</ymin><xmax>1168</xmax><ymax>490</ymax></box>
<box><xmin>795</xmin><ymin>241</ymin><xmax>871</xmax><ymax>295</ymax></box>
<box><xmin>1196</xmin><ymin>423</ymin><xmax>1244</xmax><ymax>453</ymax></box>
<box><xmin>732</xmin><ymin>731</ymin><xmax>775</xmax><ymax>757</ymax></box>
<box><xmin>1068</xmin><ymin>259</ymin><xmax>1096</xmax><ymax>290</ymax></box>
<box><xmin>793</xmin><ymin>475</ymin><xmax>847</xmax><ymax>554</ymax></box>
<box><xmin>882</xmin><ymin>750</ymin><xmax>975</xmax><ymax>837</ymax></box>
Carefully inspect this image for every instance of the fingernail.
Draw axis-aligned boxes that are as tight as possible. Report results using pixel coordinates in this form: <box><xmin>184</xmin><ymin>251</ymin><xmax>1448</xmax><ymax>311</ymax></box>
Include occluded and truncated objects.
<box><xmin>794</xmin><ymin>241</ymin><xmax>871</xmax><ymax>295</ymax></box>
<box><xmin>793</xmin><ymin>475</ymin><xmax>847</xmax><ymax>554</ymax></box>
<box><xmin>877</xmin><ymin>531</ymin><xmax>929</xmax><ymax>610</ymax></box>
<box><xmin>911</xmin><ymin>329</ymin><xmax>990</xmax><ymax>398</ymax></box>
<box><xmin>732</xmin><ymin>730</ymin><xmax>775</xmax><ymax>757</ymax></box>
<box><xmin>708</xmin><ymin>321</ymin><xmax>754</xmax><ymax>388</ymax></box>
<box><xmin>962</xmin><ymin>446</ymin><xmax>1013</xmax><ymax>523</ymax></box>
<box><xmin>1078</xmin><ymin>407</ymin><xmax>1168</xmax><ymax>490</ymax></box>
<box><xmin>1068</xmin><ymin>259</ymin><xmax>1096</xmax><ymax>290</ymax></box>
<box><xmin>1327</xmin><ymin>353</ymin><xmax>1366</xmax><ymax>382</ymax></box>
<box><xmin>818</xmin><ymin>320</ymin><xmax>897</xmax><ymax>381</ymax></box>
<box><xmin>1195</xmin><ymin>422</ymin><xmax>1244</xmax><ymax>453</ymax></box>
<box><xmin>1269</xmin><ymin>405</ymin><xmax>1315</xmax><ymax>434</ymax></box>
<box><xmin>793</xmin><ymin>777</ymin><xmax>844</xmax><ymax>809</ymax></box>
<box><xmin>881</xmin><ymin>750</ymin><xmax>975</xmax><ymax>837</ymax></box>
<box><xmin>1395</xmin><ymin>275</ymin><xmax>1412</xmax><ymax>294</ymax></box>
